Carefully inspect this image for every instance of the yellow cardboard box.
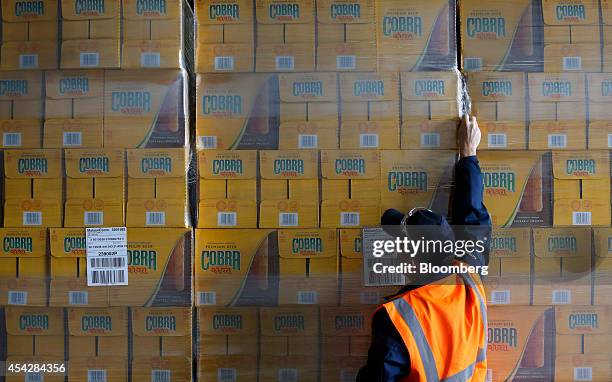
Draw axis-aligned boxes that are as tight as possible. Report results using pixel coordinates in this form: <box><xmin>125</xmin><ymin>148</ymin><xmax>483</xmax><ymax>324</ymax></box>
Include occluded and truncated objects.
<box><xmin>587</xmin><ymin>73</ymin><xmax>612</xmax><ymax>149</ymax></box>
<box><xmin>256</xmin><ymin>43</ymin><xmax>316</xmax><ymax>72</ymax></box>
<box><xmin>198</xmin><ymin>150</ymin><xmax>258</xmax><ymax>228</ymax></box>
<box><xmin>555</xmin><ymin>354</ymin><xmax>612</xmax><ymax>382</ymax></box>
<box><xmin>317</xmin><ymin>42</ymin><xmax>377</xmax><ymax>72</ymax></box>
<box><xmin>5</xmin><ymin>356</ymin><xmax>66</xmax><ymax>382</ymax></box>
<box><xmin>4</xmin><ymin>149</ymin><xmax>63</xmax><ymax>227</ymax></box>
<box><xmin>460</xmin><ymin>0</ymin><xmax>536</xmax><ymax>71</ymax></box>
<box><xmin>401</xmin><ymin>71</ymin><xmax>459</xmax><ymax>149</ymax></box>
<box><xmin>279</xmin><ymin>72</ymin><xmax>338</xmax><ymax>122</ymax></box>
<box><xmin>468</xmin><ymin>72</ymin><xmax>527</xmax><ymax>149</ymax></box>
<box><xmin>479</xmin><ymin>151</ymin><xmax>552</xmax><ymax>227</ymax></box>
<box><xmin>131</xmin><ymin>307</ymin><xmax>192</xmax><ymax>357</ymax></box>
<box><xmin>67</xmin><ymin>356</ymin><xmax>128</xmax><ymax>382</ymax></box>
<box><xmin>556</xmin><ymin>306</ymin><xmax>611</xmax><ymax>355</ymax></box>
<box><xmin>198</xmin><ymin>307</ymin><xmax>258</xmax><ymax>356</ymax></box>
<box><xmin>104</xmin><ymin>69</ymin><xmax>185</xmax><ymax>148</ymax></box>
<box><xmin>67</xmin><ymin>307</ymin><xmax>128</xmax><ymax>358</ymax></box>
<box><xmin>198</xmin><ymin>355</ymin><xmax>258</xmax><ymax>382</ymax></box>
<box><xmin>0</xmin><ymin>71</ymin><xmax>44</xmax><ymax>148</ymax></box>
<box><xmin>279</xmin><ymin>120</ymin><xmax>339</xmax><ymax>149</ymax></box>
<box><xmin>277</xmin><ymin>229</ymin><xmax>338</xmax><ymax>305</ymax></box>
<box><xmin>1</xmin><ymin>0</ymin><xmax>58</xmax><ymax>42</ymax></box>
<box><xmin>5</xmin><ymin>306</ymin><xmax>64</xmax><ymax>357</ymax></box>
<box><xmin>256</xmin><ymin>0</ymin><xmax>315</xmax><ymax>40</ymax></box>
<box><xmin>552</xmin><ymin>151</ymin><xmax>611</xmax><ymax>226</ymax></box>
<box><xmin>126</xmin><ymin>148</ymin><xmax>188</xmax><ymax>227</ymax></box>
<box><xmin>195</xmin><ymin>229</ymin><xmax>277</xmax><ymax>306</ymax></box>
<box><xmin>484</xmin><ymin>228</ymin><xmax>531</xmax><ymax>305</ymax></box>
<box><xmin>532</xmin><ymin>227</ymin><xmax>591</xmax><ymax>305</ymax></box>
<box><xmin>131</xmin><ymin>356</ymin><xmax>192</xmax><ymax>382</ymax></box>
<box><xmin>196</xmin><ymin>73</ymin><xmax>277</xmax><ymax>150</ymax></box>
<box><xmin>340</xmin><ymin>120</ymin><xmax>399</xmax><ymax>149</ymax></box>
<box><xmin>49</xmin><ymin>228</ymin><xmax>109</xmax><ymax>306</ymax></box>
<box><xmin>528</xmin><ymin>73</ymin><xmax>586</xmax><ymax>150</ymax></box>
<box><xmin>1</xmin><ymin>40</ymin><xmax>58</xmax><ymax>70</ymax></box>
<box><xmin>593</xmin><ymin>228</ymin><xmax>612</xmax><ymax>305</ymax></box>
<box><xmin>64</xmin><ymin>148</ymin><xmax>125</xmax><ymax>227</ymax></box>
<box><xmin>196</xmin><ymin>42</ymin><xmax>255</xmax><ymax>73</ymax></box>
<box><xmin>379</xmin><ymin>150</ymin><xmax>455</xmax><ymax>214</ymax></box>
<box><xmin>340</xmin><ymin>72</ymin><xmax>400</xmax><ymax>124</ymax></box>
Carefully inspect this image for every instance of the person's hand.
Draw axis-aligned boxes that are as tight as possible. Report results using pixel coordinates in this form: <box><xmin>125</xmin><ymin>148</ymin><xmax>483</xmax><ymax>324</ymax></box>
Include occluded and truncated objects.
<box><xmin>457</xmin><ymin>114</ymin><xmax>481</xmax><ymax>158</ymax></box>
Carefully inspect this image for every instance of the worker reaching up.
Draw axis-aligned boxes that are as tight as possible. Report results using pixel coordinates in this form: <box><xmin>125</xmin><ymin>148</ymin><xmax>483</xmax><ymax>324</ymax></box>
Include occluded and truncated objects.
<box><xmin>357</xmin><ymin>115</ymin><xmax>491</xmax><ymax>382</ymax></box>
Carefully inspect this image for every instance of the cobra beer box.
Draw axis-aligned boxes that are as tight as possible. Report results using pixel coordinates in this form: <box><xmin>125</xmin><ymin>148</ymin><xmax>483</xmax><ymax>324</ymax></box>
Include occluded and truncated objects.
<box><xmin>586</xmin><ymin>73</ymin><xmax>612</xmax><ymax>149</ymax></box>
<box><xmin>320</xmin><ymin>307</ymin><xmax>371</xmax><ymax>382</ymax></box>
<box><xmin>104</xmin><ymin>70</ymin><xmax>186</xmax><ymax>148</ymax></box>
<box><xmin>555</xmin><ymin>354</ymin><xmax>612</xmax><ymax>382</ymax></box>
<box><xmin>196</xmin><ymin>73</ymin><xmax>277</xmax><ymax>150</ymax></box>
<box><xmin>340</xmin><ymin>72</ymin><xmax>400</xmax><ymax>127</ymax></box>
<box><xmin>67</xmin><ymin>307</ymin><xmax>128</xmax><ymax>358</ymax></box>
<box><xmin>0</xmin><ymin>71</ymin><xmax>43</xmax><ymax>148</ymax></box>
<box><xmin>4</xmin><ymin>149</ymin><xmax>62</xmax><ymax>227</ymax></box>
<box><xmin>468</xmin><ymin>72</ymin><xmax>528</xmax><ymax>150</ymax></box>
<box><xmin>122</xmin><ymin>0</ymin><xmax>183</xmax><ymax>69</ymax></box>
<box><xmin>126</xmin><ymin>148</ymin><xmax>188</xmax><ymax>227</ymax></box>
<box><xmin>528</xmin><ymin>73</ymin><xmax>587</xmax><ymax>150</ymax></box>
<box><xmin>555</xmin><ymin>306</ymin><xmax>611</xmax><ymax>355</ymax></box>
<box><xmin>593</xmin><ymin>228</ymin><xmax>612</xmax><ymax>304</ymax></box>
<box><xmin>5</xmin><ymin>306</ymin><xmax>64</xmax><ymax>357</ymax></box>
<box><xmin>259</xmin><ymin>150</ymin><xmax>319</xmax><ymax>228</ymax></box>
<box><xmin>60</xmin><ymin>0</ymin><xmax>121</xmax><ymax>69</ymax></box>
<box><xmin>1</xmin><ymin>42</ymin><xmax>58</xmax><ymax>71</ymax></box>
<box><xmin>198</xmin><ymin>150</ymin><xmax>258</xmax><ymax>228</ymax></box>
<box><xmin>131</xmin><ymin>307</ymin><xmax>192</xmax><ymax>382</ymax></box>
<box><xmin>486</xmin><ymin>306</ymin><xmax>555</xmax><ymax>382</ymax></box>
<box><xmin>67</xmin><ymin>356</ymin><xmax>128</xmax><ymax>382</ymax></box>
<box><xmin>376</xmin><ymin>0</ymin><xmax>456</xmax><ymax>71</ymax></box>
<box><xmin>552</xmin><ymin>151</ymin><xmax>610</xmax><ymax>226</ymax></box>
<box><xmin>320</xmin><ymin>150</ymin><xmax>380</xmax><ymax>228</ymax></box>
<box><xmin>49</xmin><ymin>228</ymin><xmax>109</xmax><ymax>306</ymax></box>
<box><xmin>196</xmin><ymin>0</ymin><xmax>254</xmax><ymax>72</ymax></box>
<box><xmin>532</xmin><ymin>227</ymin><xmax>591</xmax><ymax>305</ymax></box>
<box><xmin>63</xmin><ymin>149</ymin><xmax>125</xmax><ymax>227</ymax></box>
<box><xmin>379</xmin><ymin>150</ymin><xmax>455</xmax><ymax>215</ymax></box>
<box><xmin>279</xmin><ymin>72</ymin><xmax>338</xmax><ymax>150</ymax></box>
<box><xmin>255</xmin><ymin>0</ymin><xmax>316</xmax><ymax>72</ymax></box>
<box><xmin>277</xmin><ymin>229</ymin><xmax>338</xmax><ymax>305</ymax></box>
<box><xmin>198</xmin><ymin>355</ymin><xmax>258</xmax><ymax>382</ymax></box>
<box><xmin>460</xmin><ymin>0</ymin><xmax>540</xmax><ymax>71</ymax></box>
<box><xmin>195</xmin><ymin>229</ymin><xmax>278</xmax><ymax>306</ymax></box>
<box><xmin>479</xmin><ymin>151</ymin><xmax>552</xmax><ymax>227</ymax></box>
<box><xmin>0</xmin><ymin>229</ymin><xmax>47</xmax><ymax>306</ymax></box>
<box><xmin>401</xmin><ymin>72</ymin><xmax>460</xmax><ymax>150</ymax></box>
<box><xmin>44</xmin><ymin>70</ymin><xmax>104</xmax><ymax>148</ymax></box>
<box><xmin>1</xmin><ymin>0</ymin><xmax>58</xmax><ymax>42</ymax></box>
<box><xmin>542</xmin><ymin>0</ymin><xmax>601</xmax><ymax>72</ymax></box>
<box><xmin>484</xmin><ymin>228</ymin><xmax>531</xmax><ymax>305</ymax></box>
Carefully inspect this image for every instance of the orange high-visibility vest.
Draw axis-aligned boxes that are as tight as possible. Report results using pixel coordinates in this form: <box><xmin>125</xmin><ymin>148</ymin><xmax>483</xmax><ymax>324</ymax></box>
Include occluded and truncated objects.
<box><xmin>382</xmin><ymin>271</ymin><xmax>488</xmax><ymax>382</ymax></box>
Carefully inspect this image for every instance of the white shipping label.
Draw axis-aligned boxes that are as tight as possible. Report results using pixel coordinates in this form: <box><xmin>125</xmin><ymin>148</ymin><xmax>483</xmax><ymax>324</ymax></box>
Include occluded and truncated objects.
<box><xmin>86</xmin><ymin>227</ymin><xmax>128</xmax><ymax>286</ymax></box>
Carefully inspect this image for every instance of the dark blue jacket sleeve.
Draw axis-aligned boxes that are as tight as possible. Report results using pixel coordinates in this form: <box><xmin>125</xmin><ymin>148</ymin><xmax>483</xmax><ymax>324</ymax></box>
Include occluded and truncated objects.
<box><xmin>451</xmin><ymin>156</ymin><xmax>492</xmax><ymax>267</ymax></box>
<box><xmin>356</xmin><ymin>309</ymin><xmax>410</xmax><ymax>381</ymax></box>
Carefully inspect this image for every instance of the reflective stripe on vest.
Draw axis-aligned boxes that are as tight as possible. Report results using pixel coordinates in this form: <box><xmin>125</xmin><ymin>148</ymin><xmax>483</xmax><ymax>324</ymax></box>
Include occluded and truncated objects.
<box><xmin>390</xmin><ymin>272</ymin><xmax>487</xmax><ymax>382</ymax></box>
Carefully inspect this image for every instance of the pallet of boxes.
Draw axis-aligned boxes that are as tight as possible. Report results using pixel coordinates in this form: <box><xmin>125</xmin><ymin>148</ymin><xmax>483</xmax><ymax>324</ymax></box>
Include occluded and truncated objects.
<box><xmin>0</xmin><ymin>1</ymin><xmax>193</xmax><ymax>381</ymax></box>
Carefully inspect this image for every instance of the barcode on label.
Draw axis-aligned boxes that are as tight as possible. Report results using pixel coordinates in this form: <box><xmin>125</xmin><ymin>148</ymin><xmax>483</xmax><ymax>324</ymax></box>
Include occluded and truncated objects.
<box><xmin>23</xmin><ymin>211</ymin><xmax>42</xmax><ymax>226</ymax></box>
<box><xmin>297</xmin><ymin>291</ymin><xmax>318</xmax><ymax>304</ymax></box>
<box><xmin>141</xmin><ymin>52</ymin><xmax>161</xmax><ymax>67</ymax></box>
<box><xmin>485</xmin><ymin>369</ymin><xmax>493</xmax><ymax>382</ymax></box>
<box><xmin>298</xmin><ymin>134</ymin><xmax>318</xmax><ymax>148</ymax></box>
<box><xmin>563</xmin><ymin>56</ymin><xmax>582</xmax><ymax>71</ymax></box>
<box><xmin>69</xmin><ymin>291</ymin><xmax>89</xmax><ymax>305</ymax></box>
<box><xmin>360</xmin><ymin>291</ymin><xmax>380</xmax><ymax>304</ymax></box>
<box><xmin>88</xmin><ymin>369</ymin><xmax>107</xmax><ymax>382</ymax></box>
<box><xmin>552</xmin><ymin>289</ymin><xmax>571</xmax><ymax>304</ymax></box>
<box><xmin>572</xmin><ymin>212</ymin><xmax>591</xmax><ymax>225</ymax></box>
<box><xmin>199</xmin><ymin>291</ymin><xmax>217</xmax><ymax>305</ymax></box>
<box><xmin>217</xmin><ymin>368</ymin><xmax>237</xmax><ymax>382</ymax></box>
<box><xmin>608</xmin><ymin>134</ymin><xmax>612</xmax><ymax>148</ymax></box>
<box><xmin>3</xmin><ymin>132</ymin><xmax>22</xmax><ymax>147</ymax></box>
<box><xmin>336</xmin><ymin>55</ymin><xmax>356</xmax><ymax>69</ymax></box>
<box><xmin>19</xmin><ymin>54</ymin><xmax>38</xmax><ymax>68</ymax></box>
<box><xmin>152</xmin><ymin>369</ymin><xmax>171</xmax><ymax>382</ymax></box>
<box><xmin>80</xmin><ymin>53</ymin><xmax>100</xmax><ymax>67</ymax></box>
<box><xmin>421</xmin><ymin>133</ymin><xmax>440</xmax><ymax>148</ymax></box>
<box><xmin>146</xmin><ymin>211</ymin><xmax>166</xmax><ymax>226</ymax></box>
<box><xmin>275</xmin><ymin>56</ymin><xmax>295</xmax><ymax>70</ymax></box>
<box><xmin>574</xmin><ymin>367</ymin><xmax>593</xmax><ymax>381</ymax></box>
<box><xmin>341</xmin><ymin>212</ymin><xmax>360</xmax><ymax>227</ymax></box>
<box><xmin>84</xmin><ymin>211</ymin><xmax>104</xmax><ymax>226</ymax></box>
<box><xmin>488</xmin><ymin>133</ymin><xmax>507</xmax><ymax>148</ymax></box>
<box><xmin>278</xmin><ymin>368</ymin><xmax>298</xmax><ymax>382</ymax></box>
<box><xmin>63</xmin><ymin>131</ymin><xmax>82</xmax><ymax>146</ymax></box>
<box><xmin>368</xmin><ymin>270</ymin><xmax>405</xmax><ymax>286</ymax></box>
<box><xmin>8</xmin><ymin>291</ymin><xmax>27</xmax><ymax>305</ymax></box>
<box><xmin>214</xmin><ymin>56</ymin><xmax>235</xmax><ymax>71</ymax></box>
<box><xmin>199</xmin><ymin>136</ymin><xmax>218</xmax><ymax>149</ymax></box>
<box><xmin>360</xmin><ymin>133</ymin><xmax>379</xmax><ymax>148</ymax></box>
<box><xmin>279</xmin><ymin>212</ymin><xmax>298</xmax><ymax>227</ymax></box>
<box><xmin>90</xmin><ymin>257</ymin><xmax>126</xmax><ymax>269</ymax></box>
<box><xmin>548</xmin><ymin>134</ymin><xmax>567</xmax><ymax>148</ymax></box>
<box><xmin>463</xmin><ymin>57</ymin><xmax>482</xmax><ymax>71</ymax></box>
<box><xmin>340</xmin><ymin>370</ymin><xmax>357</xmax><ymax>382</ymax></box>
<box><xmin>25</xmin><ymin>372</ymin><xmax>43</xmax><ymax>382</ymax></box>
<box><xmin>90</xmin><ymin>270</ymin><xmax>126</xmax><ymax>285</ymax></box>
<box><xmin>217</xmin><ymin>212</ymin><xmax>237</xmax><ymax>227</ymax></box>
<box><xmin>490</xmin><ymin>290</ymin><xmax>510</xmax><ymax>304</ymax></box>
